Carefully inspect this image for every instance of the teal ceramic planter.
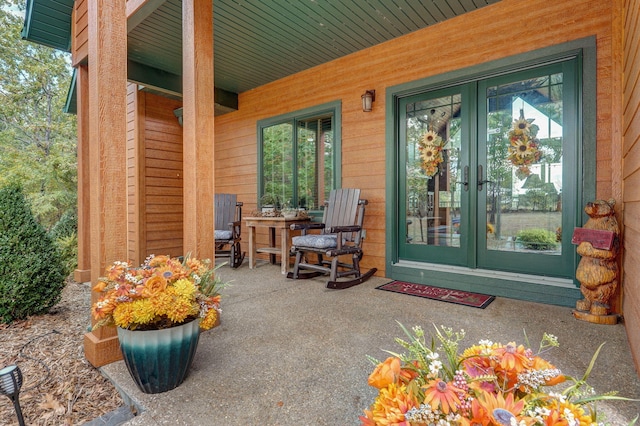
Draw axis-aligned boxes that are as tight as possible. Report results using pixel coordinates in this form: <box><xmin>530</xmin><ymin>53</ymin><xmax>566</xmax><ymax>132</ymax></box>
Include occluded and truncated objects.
<box><xmin>117</xmin><ymin>318</ymin><xmax>201</xmax><ymax>394</ymax></box>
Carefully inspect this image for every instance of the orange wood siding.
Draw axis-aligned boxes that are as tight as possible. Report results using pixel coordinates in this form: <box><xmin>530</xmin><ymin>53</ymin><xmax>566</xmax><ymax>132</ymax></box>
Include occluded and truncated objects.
<box><xmin>215</xmin><ymin>0</ymin><xmax>623</xmax><ymax>276</ymax></box>
<box><xmin>622</xmin><ymin>0</ymin><xmax>640</xmax><ymax>374</ymax></box>
<box><xmin>143</xmin><ymin>92</ymin><xmax>184</xmax><ymax>258</ymax></box>
<box><xmin>71</xmin><ymin>0</ymin><xmax>88</xmax><ymax>66</ymax></box>
<box><xmin>126</xmin><ymin>84</ymin><xmax>138</xmax><ymax>263</ymax></box>
<box><xmin>127</xmin><ymin>88</ymin><xmax>184</xmax><ymax>262</ymax></box>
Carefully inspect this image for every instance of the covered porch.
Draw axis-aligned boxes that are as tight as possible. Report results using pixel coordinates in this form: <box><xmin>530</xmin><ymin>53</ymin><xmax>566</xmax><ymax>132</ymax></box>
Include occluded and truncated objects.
<box><xmin>98</xmin><ymin>262</ymin><xmax>640</xmax><ymax>424</ymax></box>
<box><xmin>21</xmin><ymin>0</ymin><xmax>640</xmax><ymax>378</ymax></box>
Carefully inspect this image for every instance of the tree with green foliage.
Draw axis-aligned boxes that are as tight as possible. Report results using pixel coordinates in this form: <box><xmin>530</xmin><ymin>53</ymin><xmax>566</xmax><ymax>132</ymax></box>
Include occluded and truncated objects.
<box><xmin>0</xmin><ymin>184</ymin><xmax>66</xmax><ymax>323</ymax></box>
<box><xmin>0</xmin><ymin>0</ymin><xmax>77</xmax><ymax>230</ymax></box>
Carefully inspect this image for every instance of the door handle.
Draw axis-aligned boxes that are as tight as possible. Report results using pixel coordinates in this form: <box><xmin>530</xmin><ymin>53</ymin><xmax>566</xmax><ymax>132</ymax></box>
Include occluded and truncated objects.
<box><xmin>456</xmin><ymin>166</ymin><xmax>469</xmax><ymax>191</ymax></box>
<box><xmin>477</xmin><ymin>165</ymin><xmax>492</xmax><ymax>191</ymax></box>
<box><xmin>459</xmin><ymin>166</ymin><xmax>469</xmax><ymax>191</ymax></box>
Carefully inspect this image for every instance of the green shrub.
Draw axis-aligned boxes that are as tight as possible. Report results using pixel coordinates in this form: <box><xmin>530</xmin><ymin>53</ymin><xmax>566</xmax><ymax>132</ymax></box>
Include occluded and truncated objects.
<box><xmin>0</xmin><ymin>185</ymin><xmax>67</xmax><ymax>323</ymax></box>
<box><xmin>516</xmin><ymin>228</ymin><xmax>558</xmax><ymax>250</ymax></box>
<box><xmin>49</xmin><ymin>209</ymin><xmax>77</xmax><ymax>240</ymax></box>
<box><xmin>56</xmin><ymin>233</ymin><xmax>78</xmax><ymax>277</ymax></box>
<box><xmin>49</xmin><ymin>210</ymin><xmax>78</xmax><ymax>276</ymax></box>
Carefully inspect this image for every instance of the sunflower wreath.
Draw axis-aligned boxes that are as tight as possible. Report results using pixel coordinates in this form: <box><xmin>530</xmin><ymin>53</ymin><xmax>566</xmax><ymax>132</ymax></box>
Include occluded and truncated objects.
<box><xmin>418</xmin><ymin>130</ymin><xmax>447</xmax><ymax>178</ymax></box>
<box><xmin>507</xmin><ymin>110</ymin><xmax>542</xmax><ymax>179</ymax></box>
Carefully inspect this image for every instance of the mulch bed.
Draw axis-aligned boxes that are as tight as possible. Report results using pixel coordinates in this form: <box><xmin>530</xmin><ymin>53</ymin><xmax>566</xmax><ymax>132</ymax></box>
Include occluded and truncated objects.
<box><xmin>0</xmin><ymin>280</ymin><xmax>124</xmax><ymax>425</ymax></box>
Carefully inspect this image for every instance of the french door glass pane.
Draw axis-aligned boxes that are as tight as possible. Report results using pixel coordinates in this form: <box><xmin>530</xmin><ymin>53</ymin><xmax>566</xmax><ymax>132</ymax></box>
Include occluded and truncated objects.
<box><xmin>405</xmin><ymin>94</ymin><xmax>462</xmax><ymax>247</ymax></box>
<box><xmin>484</xmin><ymin>73</ymin><xmax>563</xmax><ymax>254</ymax></box>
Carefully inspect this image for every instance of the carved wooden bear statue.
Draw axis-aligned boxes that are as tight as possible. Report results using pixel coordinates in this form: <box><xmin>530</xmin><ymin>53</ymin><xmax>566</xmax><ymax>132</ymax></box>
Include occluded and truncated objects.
<box><xmin>575</xmin><ymin>198</ymin><xmax>620</xmax><ymax>320</ymax></box>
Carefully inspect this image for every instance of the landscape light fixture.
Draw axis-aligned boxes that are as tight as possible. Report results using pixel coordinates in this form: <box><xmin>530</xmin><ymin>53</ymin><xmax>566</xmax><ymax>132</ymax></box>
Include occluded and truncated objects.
<box><xmin>0</xmin><ymin>365</ymin><xmax>25</xmax><ymax>426</ymax></box>
<box><xmin>361</xmin><ymin>90</ymin><xmax>375</xmax><ymax>112</ymax></box>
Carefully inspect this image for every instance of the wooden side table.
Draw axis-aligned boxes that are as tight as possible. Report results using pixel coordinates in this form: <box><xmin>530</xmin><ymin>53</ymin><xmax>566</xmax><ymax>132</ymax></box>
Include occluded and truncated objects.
<box><xmin>245</xmin><ymin>216</ymin><xmax>311</xmax><ymax>274</ymax></box>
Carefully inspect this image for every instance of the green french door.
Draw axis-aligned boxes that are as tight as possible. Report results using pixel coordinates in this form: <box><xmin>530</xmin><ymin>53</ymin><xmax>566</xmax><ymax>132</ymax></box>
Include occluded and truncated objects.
<box><xmin>398</xmin><ymin>59</ymin><xmax>579</xmax><ymax>278</ymax></box>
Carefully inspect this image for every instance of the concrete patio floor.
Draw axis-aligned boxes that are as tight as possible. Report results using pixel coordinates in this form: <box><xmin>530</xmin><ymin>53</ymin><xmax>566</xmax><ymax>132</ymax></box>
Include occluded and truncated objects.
<box><xmin>100</xmin><ymin>260</ymin><xmax>640</xmax><ymax>425</ymax></box>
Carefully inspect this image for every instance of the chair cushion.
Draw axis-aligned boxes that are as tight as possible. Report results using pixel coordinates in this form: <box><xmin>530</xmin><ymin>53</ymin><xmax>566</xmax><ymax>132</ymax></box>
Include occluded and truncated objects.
<box><xmin>292</xmin><ymin>234</ymin><xmax>337</xmax><ymax>249</ymax></box>
<box><xmin>215</xmin><ymin>230</ymin><xmax>233</xmax><ymax>240</ymax></box>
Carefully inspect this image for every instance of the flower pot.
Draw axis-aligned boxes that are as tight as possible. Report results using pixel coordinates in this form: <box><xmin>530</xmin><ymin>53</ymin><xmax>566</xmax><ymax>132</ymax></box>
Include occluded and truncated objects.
<box><xmin>282</xmin><ymin>210</ymin><xmax>297</xmax><ymax>219</ymax></box>
<box><xmin>117</xmin><ymin>318</ymin><xmax>201</xmax><ymax>394</ymax></box>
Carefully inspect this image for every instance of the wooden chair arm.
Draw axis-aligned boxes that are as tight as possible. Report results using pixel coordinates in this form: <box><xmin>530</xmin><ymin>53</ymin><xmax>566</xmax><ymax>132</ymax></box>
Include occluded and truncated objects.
<box><xmin>290</xmin><ymin>222</ymin><xmax>325</xmax><ymax>231</ymax></box>
<box><xmin>326</xmin><ymin>225</ymin><xmax>361</xmax><ymax>233</ymax></box>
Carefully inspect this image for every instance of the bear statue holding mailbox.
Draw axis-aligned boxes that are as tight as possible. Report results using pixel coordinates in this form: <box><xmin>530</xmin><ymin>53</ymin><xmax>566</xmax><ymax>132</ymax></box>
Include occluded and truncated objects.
<box><xmin>573</xmin><ymin>198</ymin><xmax>620</xmax><ymax>324</ymax></box>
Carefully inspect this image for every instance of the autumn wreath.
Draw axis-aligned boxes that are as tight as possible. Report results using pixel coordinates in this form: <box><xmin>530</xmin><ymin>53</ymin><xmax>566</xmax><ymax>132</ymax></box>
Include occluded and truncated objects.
<box><xmin>507</xmin><ymin>110</ymin><xmax>542</xmax><ymax>179</ymax></box>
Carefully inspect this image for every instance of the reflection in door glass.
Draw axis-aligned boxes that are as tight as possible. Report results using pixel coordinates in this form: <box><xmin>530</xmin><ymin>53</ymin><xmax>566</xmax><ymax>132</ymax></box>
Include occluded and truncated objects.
<box><xmin>405</xmin><ymin>94</ymin><xmax>462</xmax><ymax>247</ymax></box>
<box><xmin>485</xmin><ymin>73</ymin><xmax>563</xmax><ymax>254</ymax></box>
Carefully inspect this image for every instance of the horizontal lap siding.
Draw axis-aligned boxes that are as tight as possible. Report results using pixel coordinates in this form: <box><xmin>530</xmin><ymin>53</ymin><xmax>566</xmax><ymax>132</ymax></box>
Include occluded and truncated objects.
<box><xmin>216</xmin><ymin>0</ymin><xmax>620</xmax><ymax>276</ymax></box>
<box><xmin>126</xmin><ymin>85</ymin><xmax>138</xmax><ymax>263</ymax></box>
<box><xmin>143</xmin><ymin>92</ymin><xmax>184</xmax><ymax>258</ymax></box>
<box><xmin>622</xmin><ymin>0</ymin><xmax>640</xmax><ymax>375</ymax></box>
<box><xmin>127</xmin><ymin>88</ymin><xmax>184</xmax><ymax>263</ymax></box>
<box><xmin>72</xmin><ymin>0</ymin><xmax>87</xmax><ymax>65</ymax></box>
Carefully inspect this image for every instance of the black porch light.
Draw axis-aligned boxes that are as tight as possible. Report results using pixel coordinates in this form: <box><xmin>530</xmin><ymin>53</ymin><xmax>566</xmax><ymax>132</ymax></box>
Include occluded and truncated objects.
<box><xmin>0</xmin><ymin>365</ymin><xmax>25</xmax><ymax>426</ymax></box>
<box><xmin>361</xmin><ymin>90</ymin><xmax>375</xmax><ymax>112</ymax></box>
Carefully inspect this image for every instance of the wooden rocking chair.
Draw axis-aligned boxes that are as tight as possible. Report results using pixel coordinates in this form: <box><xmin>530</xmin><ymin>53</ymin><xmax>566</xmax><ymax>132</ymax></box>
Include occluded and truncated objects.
<box><xmin>214</xmin><ymin>193</ymin><xmax>245</xmax><ymax>268</ymax></box>
<box><xmin>286</xmin><ymin>188</ymin><xmax>377</xmax><ymax>289</ymax></box>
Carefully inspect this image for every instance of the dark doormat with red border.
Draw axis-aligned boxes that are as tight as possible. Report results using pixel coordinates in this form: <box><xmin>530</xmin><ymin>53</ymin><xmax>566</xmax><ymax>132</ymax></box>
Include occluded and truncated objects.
<box><xmin>376</xmin><ymin>281</ymin><xmax>495</xmax><ymax>309</ymax></box>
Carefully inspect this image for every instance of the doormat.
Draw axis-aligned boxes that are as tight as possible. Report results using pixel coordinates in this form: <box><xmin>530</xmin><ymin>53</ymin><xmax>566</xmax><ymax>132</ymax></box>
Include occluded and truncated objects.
<box><xmin>376</xmin><ymin>281</ymin><xmax>495</xmax><ymax>309</ymax></box>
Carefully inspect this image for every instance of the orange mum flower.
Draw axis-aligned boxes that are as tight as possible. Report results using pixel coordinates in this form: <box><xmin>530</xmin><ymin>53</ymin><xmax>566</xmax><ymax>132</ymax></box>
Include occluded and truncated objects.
<box><xmin>422</xmin><ymin>378</ymin><xmax>461</xmax><ymax>414</ymax></box>
<box><xmin>365</xmin><ymin>383</ymin><xmax>417</xmax><ymax>426</ymax></box>
<box><xmin>200</xmin><ymin>308</ymin><xmax>218</xmax><ymax>330</ymax></box>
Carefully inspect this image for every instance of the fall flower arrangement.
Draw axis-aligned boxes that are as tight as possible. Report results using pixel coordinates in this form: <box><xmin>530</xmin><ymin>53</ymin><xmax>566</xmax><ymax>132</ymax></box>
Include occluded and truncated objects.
<box><xmin>361</xmin><ymin>324</ymin><xmax>632</xmax><ymax>425</ymax></box>
<box><xmin>508</xmin><ymin>110</ymin><xmax>542</xmax><ymax>179</ymax></box>
<box><xmin>91</xmin><ymin>254</ymin><xmax>227</xmax><ymax>331</ymax></box>
<box><xmin>418</xmin><ymin>130</ymin><xmax>447</xmax><ymax>178</ymax></box>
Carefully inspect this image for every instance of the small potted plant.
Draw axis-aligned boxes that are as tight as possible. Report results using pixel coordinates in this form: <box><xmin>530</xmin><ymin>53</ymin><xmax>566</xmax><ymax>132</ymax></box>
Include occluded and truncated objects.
<box><xmin>91</xmin><ymin>254</ymin><xmax>229</xmax><ymax>394</ymax></box>
<box><xmin>260</xmin><ymin>193</ymin><xmax>279</xmax><ymax>214</ymax></box>
<box><xmin>281</xmin><ymin>202</ymin><xmax>298</xmax><ymax>219</ymax></box>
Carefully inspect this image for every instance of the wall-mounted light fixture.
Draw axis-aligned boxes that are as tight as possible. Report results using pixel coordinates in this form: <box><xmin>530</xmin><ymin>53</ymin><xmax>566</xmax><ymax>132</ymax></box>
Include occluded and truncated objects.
<box><xmin>0</xmin><ymin>365</ymin><xmax>25</xmax><ymax>426</ymax></box>
<box><xmin>361</xmin><ymin>90</ymin><xmax>375</xmax><ymax>112</ymax></box>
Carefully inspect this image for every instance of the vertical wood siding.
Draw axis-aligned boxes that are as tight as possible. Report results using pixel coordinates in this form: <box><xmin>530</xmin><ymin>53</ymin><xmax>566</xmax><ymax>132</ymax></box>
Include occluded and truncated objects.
<box><xmin>127</xmin><ymin>88</ymin><xmax>184</xmax><ymax>262</ymax></box>
<box><xmin>622</xmin><ymin>0</ymin><xmax>640</xmax><ymax>374</ymax></box>
<box><xmin>215</xmin><ymin>0</ymin><xmax>622</xmax><ymax>276</ymax></box>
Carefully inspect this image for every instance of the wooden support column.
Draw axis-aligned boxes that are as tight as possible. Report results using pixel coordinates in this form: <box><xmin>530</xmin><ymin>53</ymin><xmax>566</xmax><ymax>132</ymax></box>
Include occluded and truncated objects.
<box><xmin>83</xmin><ymin>0</ymin><xmax>128</xmax><ymax>367</ymax></box>
<box><xmin>182</xmin><ymin>0</ymin><xmax>215</xmax><ymax>259</ymax></box>
<box><xmin>74</xmin><ymin>65</ymin><xmax>91</xmax><ymax>284</ymax></box>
